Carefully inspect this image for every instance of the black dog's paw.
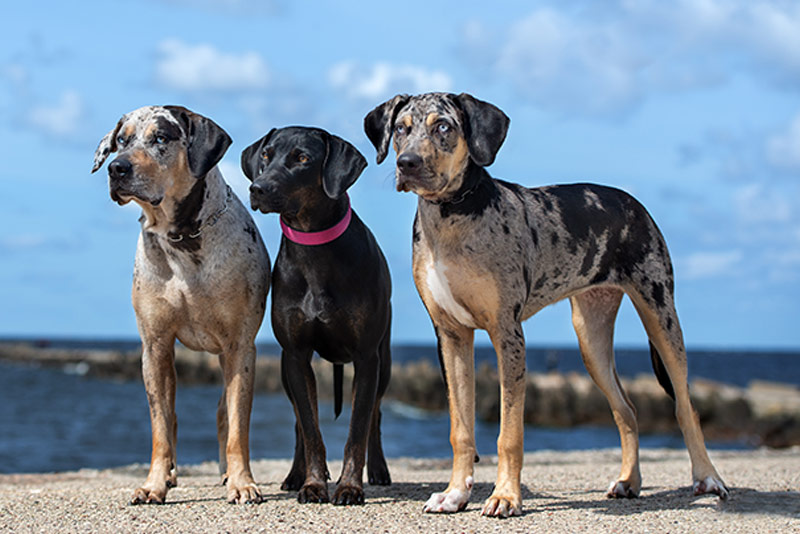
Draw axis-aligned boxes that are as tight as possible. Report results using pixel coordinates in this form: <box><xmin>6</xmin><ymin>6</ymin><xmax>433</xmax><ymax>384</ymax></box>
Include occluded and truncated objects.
<box><xmin>297</xmin><ymin>482</ymin><xmax>329</xmax><ymax>504</ymax></box>
<box><xmin>281</xmin><ymin>470</ymin><xmax>305</xmax><ymax>491</ymax></box>
<box><xmin>332</xmin><ymin>484</ymin><xmax>365</xmax><ymax>506</ymax></box>
<box><xmin>367</xmin><ymin>464</ymin><xmax>391</xmax><ymax>486</ymax></box>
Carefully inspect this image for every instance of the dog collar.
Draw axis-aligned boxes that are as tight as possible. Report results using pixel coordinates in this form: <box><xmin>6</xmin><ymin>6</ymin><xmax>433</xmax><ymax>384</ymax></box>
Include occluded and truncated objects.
<box><xmin>280</xmin><ymin>195</ymin><xmax>352</xmax><ymax>246</ymax></box>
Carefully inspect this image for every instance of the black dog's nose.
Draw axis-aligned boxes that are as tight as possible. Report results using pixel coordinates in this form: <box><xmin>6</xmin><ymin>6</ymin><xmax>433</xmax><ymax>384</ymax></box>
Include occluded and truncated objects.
<box><xmin>109</xmin><ymin>159</ymin><xmax>132</xmax><ymax>179</ymax></box>
<box><xmin>397</xmin><ymin>153</ymin><xmax>423</xmax><ymax>174</ymax></box>
<box><xmin>250</xmin><ymin>183</ymin><xmax>267</xmax><ymax>199</ymax></box>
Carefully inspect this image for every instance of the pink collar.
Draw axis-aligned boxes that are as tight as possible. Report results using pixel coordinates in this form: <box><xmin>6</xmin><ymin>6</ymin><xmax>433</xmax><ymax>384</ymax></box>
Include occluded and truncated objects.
<box><xmin>280</xmin><ymin>195</ymin><xmax>352</xmax><ymax>246</ymax></box>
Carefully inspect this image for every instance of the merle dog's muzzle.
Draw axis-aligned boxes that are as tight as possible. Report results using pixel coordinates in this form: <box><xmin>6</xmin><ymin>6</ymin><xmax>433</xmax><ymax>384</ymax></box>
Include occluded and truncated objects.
<box><xmin>107</xmin><ymin>158</ymin><xmax>159</xmax><ymax>206</ymax></box>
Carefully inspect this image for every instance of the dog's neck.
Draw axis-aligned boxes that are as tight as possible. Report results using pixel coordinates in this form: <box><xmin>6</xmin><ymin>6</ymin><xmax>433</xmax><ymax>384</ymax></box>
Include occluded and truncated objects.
<box><xmin>280</xmin><ymin>194</ymin><xmax>351</xmax><ymax>246</ymax></box>
<box><xmin>418</xmin><ymin>161</ymin><xmax>498</xmax><ymax>219</ymax></box>
<box><xmin>137</xmin><ymin>167</ymin><xmax>229</xmax><ymax>243</ymax></box>
<box><xmin>279</xmin><ymin>193</ymin><xmax>351</xmax><ymax>235</ymax></box>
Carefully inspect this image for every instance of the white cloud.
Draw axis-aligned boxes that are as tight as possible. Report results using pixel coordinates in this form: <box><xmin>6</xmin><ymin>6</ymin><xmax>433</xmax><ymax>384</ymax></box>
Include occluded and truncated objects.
<box><xmin>26</xmin><ymin>90</ymin><xmax>84</xmax><ymax>138</ymax></box>
<box><xmin>766</xmin><ymin>113</ymin><xmax>800</xmax><ymax>172</ymax></box>
<box><xmin>156</xmin><ymin>39</ymin><xmax>269</xmax><ymax>92</ymax></box>
<box><xmin>733</xmin><ymin>183</ymin><xmax>793</xmax><ymax>224</ymax></box>
<box><xmin>459</xmin><ymin>1</ymin><xmax>800</xmax><ymax>118</ymax></box>
<box><xmin>328</xmin><ymin>61</ymin><xmax>452</xmax><ymax>101</ymax></box>
<box><xmin>681</xmin><ymin>250</ymin><xmax>743</xmax><ymax>280</ymax></box>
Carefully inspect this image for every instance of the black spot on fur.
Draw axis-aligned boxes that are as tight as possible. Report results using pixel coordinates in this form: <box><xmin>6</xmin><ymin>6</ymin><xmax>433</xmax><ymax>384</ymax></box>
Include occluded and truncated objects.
<box><xmin>437</xmin><ymin>164</ymin><xmax>501</xmax><ymax>219</ymax></box>
<box><xmin>651</xmin><ymin>281</ymin><xmax>666</xmax><ymax>308</ymax></box>
<box><xmin>169</xmin><ymin>178</ymin><xmax>206</xmax><ymax>254</ymax></box>
<box><xmin>551</xmin><ymin>232</ymin><xmax>559</xmax><ymax>246</ymax></box>
<box><xmin>666</xmin><ymin>316</ymin><xmax>673</xmax><ymax>331</ymax></box>
<box><xmin>502</xmin><ymin>223</ymin><xmax>510</xmax><ymax>234</ymax></box>
<box><xmin>244</xmin><ymin>224</ymin><xmax>258</xmax><ymax>243</ymax></box>
<box><xmin>534</xmin><ymin>275</ymin><xmax>546</xmax><ymax>290</ymax></box>
<box><xmin>579</xmin><ymin>237</ymin><xmax>598</xmax><ymax>277</ymax></box>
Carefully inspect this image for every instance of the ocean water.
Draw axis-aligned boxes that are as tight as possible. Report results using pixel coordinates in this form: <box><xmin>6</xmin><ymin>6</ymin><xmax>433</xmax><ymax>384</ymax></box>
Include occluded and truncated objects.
<box><xmin>1</xmin><ymin>343</ymin><xmax>797</xmax><ymax>474</ymax></box>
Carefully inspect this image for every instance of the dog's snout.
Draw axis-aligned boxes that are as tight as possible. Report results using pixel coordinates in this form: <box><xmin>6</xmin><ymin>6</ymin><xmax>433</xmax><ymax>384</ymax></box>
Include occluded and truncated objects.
<box><xmin>397</xmin><ymin>153</ymin><xmax>423</xmax><ymax>174</ymax></box>
<box><xmin>109</xmin><ymin>159</ymin><xmax>132</xmax><ymax>179</ymax></box>
<box><xmin>250</xmin><ymin>182</ymin><xmax>267</xmax><ymax>199</ymax></box>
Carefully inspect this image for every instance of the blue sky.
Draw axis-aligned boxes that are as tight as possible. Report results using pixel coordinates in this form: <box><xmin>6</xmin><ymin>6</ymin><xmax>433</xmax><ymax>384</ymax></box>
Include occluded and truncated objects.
<box><xmin>1</xmin><ymin>0</ymin><xmax>799</xmax><ymax>349</ymax></box>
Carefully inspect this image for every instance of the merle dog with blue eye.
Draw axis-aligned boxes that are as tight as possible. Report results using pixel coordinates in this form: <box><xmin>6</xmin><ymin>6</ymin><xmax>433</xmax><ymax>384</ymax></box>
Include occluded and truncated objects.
<box><xmin>241</xmin><ymin>126</ymin><xmax>393</xmax><ymax>506</ymax></box>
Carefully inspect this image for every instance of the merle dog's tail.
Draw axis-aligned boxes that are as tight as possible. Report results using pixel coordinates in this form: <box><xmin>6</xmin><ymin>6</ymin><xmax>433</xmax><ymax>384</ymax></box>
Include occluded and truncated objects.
<box><xmin>334</xmin><ymin>363</ymin><xmax>343</xmax><ymax>419</ymax></box>
<box><xmin>649</xmin><ymin>341</ymin><xmax>675</xmax><ymax>401</ymax></box>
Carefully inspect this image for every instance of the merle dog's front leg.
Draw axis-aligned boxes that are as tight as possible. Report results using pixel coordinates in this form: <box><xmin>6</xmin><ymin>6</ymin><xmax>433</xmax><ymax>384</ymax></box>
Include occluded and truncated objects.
<box><xmin>332</xmin><ymin>355</ymin><xmax>380</xmax><ymax>505</ymax></box>
<box><xmin>282</xmin><ymin>349</ymin><xmax>330</xmax><ymax>503</ymax></box>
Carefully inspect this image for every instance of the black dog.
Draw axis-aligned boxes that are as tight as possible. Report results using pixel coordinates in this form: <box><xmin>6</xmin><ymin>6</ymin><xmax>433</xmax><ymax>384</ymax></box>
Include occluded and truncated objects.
<box><xmin>241</xmin><ymin>126</ymin><xmax>392</xmax><ymax>505</ymax></box>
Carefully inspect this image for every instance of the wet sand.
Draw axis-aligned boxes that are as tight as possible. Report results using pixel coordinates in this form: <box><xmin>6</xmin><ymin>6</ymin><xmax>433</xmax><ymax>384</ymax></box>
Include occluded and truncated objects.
<box><xmin>2</xmin><ymin>448</ymin><xmax>798</xmax><ymax>533</ymax></box>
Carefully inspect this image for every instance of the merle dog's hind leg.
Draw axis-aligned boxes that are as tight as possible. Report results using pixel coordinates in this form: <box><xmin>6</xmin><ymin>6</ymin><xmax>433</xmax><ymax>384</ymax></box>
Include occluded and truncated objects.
<box><xmin>367</xmin><ymin>327</ymin><xmax>392</xmax><ymax>486</ymax></box>
<box><xmin>570</xmin><ymin>287</ymin><xmax>641</xmax><ymax>498</ymax></box>
<box><xmin>629</xmin><ymin>290</ymin><xmax>728</xmax><ymax>499</ymax></box>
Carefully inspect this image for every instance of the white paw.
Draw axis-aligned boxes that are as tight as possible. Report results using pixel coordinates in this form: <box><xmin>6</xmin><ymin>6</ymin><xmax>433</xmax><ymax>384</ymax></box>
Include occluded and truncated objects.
<box><xmin>693</xmin><ymin>476</ymin><xmax>729</xmax><ymax>500</ymax></box>
<box><xmin>607</xmin><ymin>480</ymin><xmax>638</xmax><ymax>498</ymax></box>
<box><xmin>423</xmin><ymin>476</ymin><xmax>474</xmax><ymax>513</ymax></box>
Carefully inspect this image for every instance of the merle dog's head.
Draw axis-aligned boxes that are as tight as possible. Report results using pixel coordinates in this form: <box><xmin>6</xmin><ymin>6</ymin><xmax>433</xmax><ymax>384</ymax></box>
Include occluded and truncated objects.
<box><xmin>240</xmin><ymin>126</ymin><xmax>366</xmax><ymax>217</ymax></box>
<box><xmin>91</xmin><ymin>105</ymin><xmax>231</xmax><ymax>207</ymax></box>
<box><xmin>364</xmin><ymin>92</ymin><xmax>509</xmax><ymax>202</ymax></box>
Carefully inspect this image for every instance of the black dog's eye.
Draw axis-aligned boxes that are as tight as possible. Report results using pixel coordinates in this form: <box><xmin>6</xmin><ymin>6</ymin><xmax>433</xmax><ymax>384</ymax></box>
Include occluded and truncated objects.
<box><xmin>297</xmin><ymin>153</ymin><xmax>309</xmax><ymax>164</ymax></box>
<box><xmin>261</xmin><ymin>151</ymin><xmax>269</xmax><ymax>161</ymax></box>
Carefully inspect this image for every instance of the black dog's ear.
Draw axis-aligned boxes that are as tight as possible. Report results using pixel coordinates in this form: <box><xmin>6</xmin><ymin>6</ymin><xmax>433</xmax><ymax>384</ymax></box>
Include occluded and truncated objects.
<box><xmin>322</xmin><ymin>133</ymin><xmax>367</xmax><ymax>199</ymax></box>
<box><xmin>165</xmin><ymin>105</ymin><xmax>232</xmax><ymax>178</ymax></box>
<box><xmin>363</xmin><ymin>94</ymin><xmax>410</xmax><ymax>164</ymax></box>
<box><xmin>240</xmin><ymin>128</ymin><xmax>276</xmax><ymax>181</ymax></box>
<box><xmin>452</xmin><ymin>93</ymin><xmax>510</xmax><ymax>167</ymax></box>
<box><xmin>91</xmin><ymin>116</ymin><xmax>124</xmax><ymax>173</ymax></box>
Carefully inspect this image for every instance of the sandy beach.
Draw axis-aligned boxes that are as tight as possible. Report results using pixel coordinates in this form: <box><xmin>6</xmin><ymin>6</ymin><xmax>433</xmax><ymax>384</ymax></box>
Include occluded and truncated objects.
<box><xmin>2</xmin><ymin>448</ymin><xmax>798</xmax><ymax>533</ymax></box>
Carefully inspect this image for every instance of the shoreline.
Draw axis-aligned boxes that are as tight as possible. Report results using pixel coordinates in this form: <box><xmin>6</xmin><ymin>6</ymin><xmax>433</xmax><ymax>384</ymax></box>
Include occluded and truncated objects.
<box><xmin>2</xmin><ymin>448</ymin><xmax>798</xmax><ymax>533</ymax></box>
<box><xmin>2</xmin><ymin>341</ymin><xmax>800</xmax><ymax>448</ymax></box>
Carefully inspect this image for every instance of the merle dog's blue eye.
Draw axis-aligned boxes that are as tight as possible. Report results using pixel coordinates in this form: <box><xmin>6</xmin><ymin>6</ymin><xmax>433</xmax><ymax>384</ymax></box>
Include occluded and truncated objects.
<box><xmin>155</xmin><ymin>135</ymin><xmax>167</xmax><ymax>145</ymax></box>
<box><xmin>117</xmin><ymin>136</ymin><xmax>125</xmax><ymax>147</ymax></box>
<box><xmin>395</xmin><ymin>124</ymin><xmax>406</xmax><ymax>135</ymax></box>
<box><xmin>438</xmin><ymin>123</ymin><xmax>450</xmax><ymax>134</ymax></box>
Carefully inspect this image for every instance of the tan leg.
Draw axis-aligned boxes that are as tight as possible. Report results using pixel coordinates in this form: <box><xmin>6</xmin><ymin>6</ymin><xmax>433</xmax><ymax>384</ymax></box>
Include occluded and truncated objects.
<box><xmin>219</xmin><ymin>342</ymin><xmax>261</xmax><ymax>504</ymax></box>
<box><xmin>216</xmin><ymin>381</ymin><xmax>228</xmax><ymax>484</ymax></box>
<box><xmin>423</xmin><ymin>325</ymin><xmax>477</xmax><ymax>513</ymax></box>
<box><xmin>630</xmin><ymin>292</ymin><xmax>728</xmax><ymax>499</ymax></box>
<box><xmin>483</xmin><ymin>320</ymin><xmax>526</xmax><ymax>517</ymax></box>
<box><xmin>131</xmin><ymin>340</ymin><xmax>178</xmax><ymax>505</ymax></box>
<box><xmin>570</xmin><ymin>287</ymin><xmax>641</xmax><ymax>497</ymax></box>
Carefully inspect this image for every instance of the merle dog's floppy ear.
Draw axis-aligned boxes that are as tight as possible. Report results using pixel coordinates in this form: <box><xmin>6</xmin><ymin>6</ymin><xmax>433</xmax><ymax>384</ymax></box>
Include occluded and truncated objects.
<box><xmin>165</xmin><ymin>105</ymin><xmax>232</xmax><ymax>178</ymax></box>
<box><xmin>452</xmin><ymin>93</ymin><xmax>510</xmax><ymax>167</ymax></box>
<box><xmin>240</xmin><ymin>128</ymin><xmax>276</xmax><ymax>181</ymax></box>
<box><xmin>322</xmin><ymin>133</ymin><xmax>367</xmax><ymax>199</ymax></box>
<box><xmin>91</xmin><ymin>116</ymin><xmax>124</xmax><ymax>173</ymax></box>
<box><xmin>363</xmin><ymin>94</ymin><xmax>410</xmax><ymax>164</ymax></box>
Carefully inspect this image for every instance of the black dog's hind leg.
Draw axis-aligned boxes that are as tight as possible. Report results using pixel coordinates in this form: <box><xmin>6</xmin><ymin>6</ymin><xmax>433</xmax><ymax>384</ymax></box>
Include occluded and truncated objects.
<box><xmin>367</xmin><ymin>327</ymin><xmax>392</xmax><ymax>486</ymax></box>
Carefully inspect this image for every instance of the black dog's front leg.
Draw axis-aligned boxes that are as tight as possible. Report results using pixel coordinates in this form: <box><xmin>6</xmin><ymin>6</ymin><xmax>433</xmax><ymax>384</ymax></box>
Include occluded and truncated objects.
<box><xmin>280</xmin><ymin>358</ymin><xmax>306</xmax><ymax>491</ymax></box>
<box><xmin>332</xmin><ymin>354</ymin><xmax>380</xmax><ymax>505</ymax></box>
<box><xmin>282</xmin><ymin>349</ymin><xmax>330</xmax><ymax>503</ymax></box>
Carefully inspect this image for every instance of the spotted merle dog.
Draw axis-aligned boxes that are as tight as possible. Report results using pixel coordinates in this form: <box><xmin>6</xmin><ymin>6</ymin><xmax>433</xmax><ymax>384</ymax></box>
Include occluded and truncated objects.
<box><xmin>364</xmin><ymin>92</ymin><xmax>727</xmax><ymax>517</ymax></box>
<box><xmin>92</xmin><ymin>106</ymin><xmax>270</xmax><ymax>505</ymax></box>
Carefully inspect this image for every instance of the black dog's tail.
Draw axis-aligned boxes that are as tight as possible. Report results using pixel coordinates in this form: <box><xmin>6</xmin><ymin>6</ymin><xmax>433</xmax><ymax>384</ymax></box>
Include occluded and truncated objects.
<box><xmin>334</xmin><ymin>364</ymin><xmax>343</xmax><ymax>419</ymax></box>
<box><xmin>649</xmin><ymin>341</ymin><xmax>675</xmax><ymax>401</ymax></box>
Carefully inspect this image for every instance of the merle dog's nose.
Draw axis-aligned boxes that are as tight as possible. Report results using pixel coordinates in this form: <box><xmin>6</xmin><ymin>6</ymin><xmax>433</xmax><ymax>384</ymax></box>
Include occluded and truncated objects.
<box><xmin>397</xmin><ymin>153</ymin><xmax>423</xmax><ymax>174</ymax></box>
<box><xmin>109</xmin><ymin>159</ymin><xmax>132</xmax><ymax>179</ymax></box>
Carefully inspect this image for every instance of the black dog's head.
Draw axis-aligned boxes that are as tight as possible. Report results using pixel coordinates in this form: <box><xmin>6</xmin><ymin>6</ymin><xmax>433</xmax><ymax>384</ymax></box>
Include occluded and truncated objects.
<box><xmin>91</xmin><ymin>105</ymin><xmax>231</xmax><ymax>207</ymax></box>
<box><xmin>364</xmin><ymin>92</ymin><xmax>509</xmax><ymax>202</ymax></box>
<box><xmin>241</xmin><ymin>126</ymin><xmax>367</xmax><ymax>217</ymax></box>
